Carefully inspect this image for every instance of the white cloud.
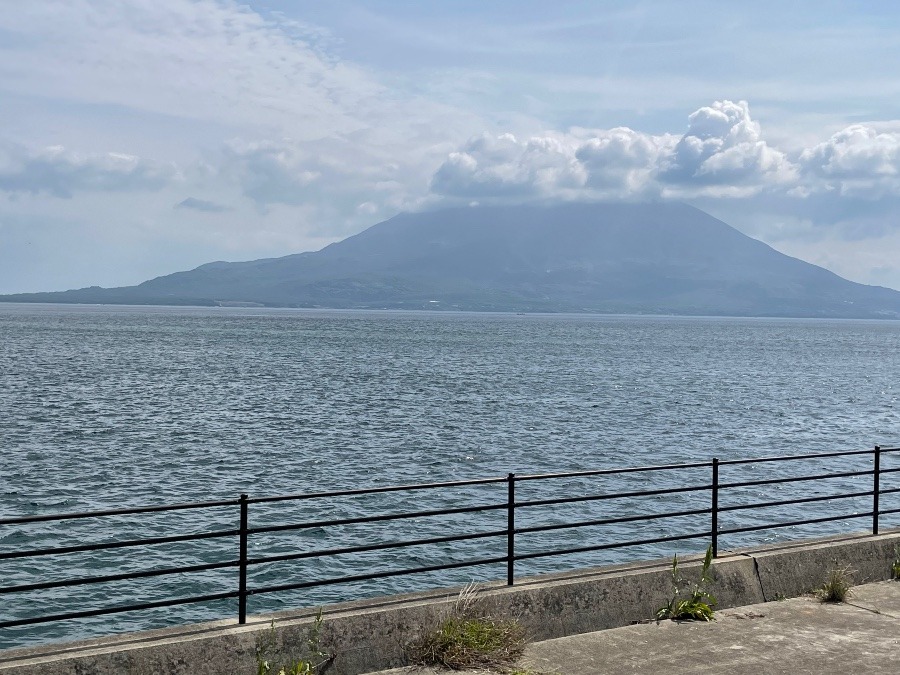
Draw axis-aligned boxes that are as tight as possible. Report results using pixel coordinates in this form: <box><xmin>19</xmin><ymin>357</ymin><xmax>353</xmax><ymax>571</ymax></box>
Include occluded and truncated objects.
<box><xmin>0</xmin><ymin>143</ymin><xmax>178</xmax><ymax>198</ymax></box>
<box><xmin>648</xmin><ymin>100</ymin><xmax>797</xmax><ymax>196</ymax></box>
<box><xmin>575</xmin><ymin>127</ymin><xmax>675</xmax><ymax>196</ymax></box>
<box><xmin>800</xmin><ymin>124</ymin><xmax>900</xmax><ymax>197</ymax></box>
<box><xmin>429</xmin><ymin>100</ymin><xmax>796</xmax><ymax>202</ymax></box>
<box><xmin>430</xmin><ymin>132</ymin><xmax>586</xmax><ymax>199</ymax></box>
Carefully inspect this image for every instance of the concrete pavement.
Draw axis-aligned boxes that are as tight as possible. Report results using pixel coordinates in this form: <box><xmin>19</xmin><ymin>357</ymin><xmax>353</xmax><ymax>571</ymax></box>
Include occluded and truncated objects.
<box><xmin>369</xmin><ymin>580</ymin><xmax>900</xmax><ymax>674</ymax></box>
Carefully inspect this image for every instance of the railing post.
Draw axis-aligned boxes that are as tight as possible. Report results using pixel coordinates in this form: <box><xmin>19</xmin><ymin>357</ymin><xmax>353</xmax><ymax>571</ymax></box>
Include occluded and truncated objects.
<box><xmin>711</xmin><ymin>457</ymin><xmax>719</xmax><ymax>558</ymax></box>
<box><xmin>238</xmin><ymin>493</ymin><xmax>249</xmax><ymax>624</ymax></box>
<box><xmin>507</xmin><ymin>473</ymin><xmax>515</xmax><ymax>586</ymax></box>
<box><xmin>873</xmin><ymin>446</ymin><xmax>881</xmax><ymax>535</ymax></box>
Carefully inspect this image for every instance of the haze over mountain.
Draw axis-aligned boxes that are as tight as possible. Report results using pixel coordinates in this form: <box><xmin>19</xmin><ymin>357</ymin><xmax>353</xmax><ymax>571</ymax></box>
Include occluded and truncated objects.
<box><xmin>5</xmin><ymin>202</ymin><xmax>900</xmax><ymax>318</ymax></box>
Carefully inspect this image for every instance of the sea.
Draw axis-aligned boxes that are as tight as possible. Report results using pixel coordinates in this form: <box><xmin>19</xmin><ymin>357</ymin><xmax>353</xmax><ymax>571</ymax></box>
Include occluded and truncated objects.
<box><xmin>2</xmin><ymin>302</ymin><xmax>900</xmax><ymax>649</ymax></box>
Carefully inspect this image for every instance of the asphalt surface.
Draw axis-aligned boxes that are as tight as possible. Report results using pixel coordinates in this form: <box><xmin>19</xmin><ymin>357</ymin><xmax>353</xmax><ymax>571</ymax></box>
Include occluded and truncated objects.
<box><xmin>367</xmin><ymin>580</ymin><xmax>900</xmax><ymax>674</ymax></box>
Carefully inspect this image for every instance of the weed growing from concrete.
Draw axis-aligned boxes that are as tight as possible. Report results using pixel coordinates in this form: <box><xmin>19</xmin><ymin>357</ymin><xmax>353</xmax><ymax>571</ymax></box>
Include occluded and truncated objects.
<box><xmin>656</xmin><ymin>545</ymin><xmax>717</xmax><ymax>622</ymax></box>
<box><xmin>816</xmin><ymin>566</ymin><xmax>853</xmax><ymax>603</ymax></box>
<box><xmin>255</xmin><ymin>611</ymin><xmax>334</xmax><ymax>675</ymax></box>
<box><xmin>892</xmin><ymin>545</ymin><xmax>900</xmax><ymax>580</ymax></box>
<box><xmin>407</xmin><ymin>583</ymin><xmax>526</xmax><ymax>672</ymax></box>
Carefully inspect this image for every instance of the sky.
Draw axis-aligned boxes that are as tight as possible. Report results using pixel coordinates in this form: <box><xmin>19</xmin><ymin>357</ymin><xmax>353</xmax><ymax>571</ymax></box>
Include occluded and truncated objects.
<box><xmin>2</xmin><ymin>0</ymin><xmax>900</xmax><ymax>294</ymax></box>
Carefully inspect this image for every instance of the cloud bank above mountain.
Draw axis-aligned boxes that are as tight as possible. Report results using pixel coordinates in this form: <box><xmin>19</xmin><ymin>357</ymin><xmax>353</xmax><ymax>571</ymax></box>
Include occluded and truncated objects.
<box><xmin>430</xmin><ymin>100</ymin><xmax>899</xmax><ymax>204</ymax></box>
<box><xmin>5</xmin><ymin>100</ymin><xmax>899</xmax><ymax>208</ymax></box>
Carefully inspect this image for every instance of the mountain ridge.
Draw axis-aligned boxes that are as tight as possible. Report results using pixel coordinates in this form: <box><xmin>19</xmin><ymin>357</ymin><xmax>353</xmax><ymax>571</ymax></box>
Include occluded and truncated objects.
<box><xmin>4</xmin><ymin>202</ymin><xmax>899</xmax><ymax>318</ymax></box>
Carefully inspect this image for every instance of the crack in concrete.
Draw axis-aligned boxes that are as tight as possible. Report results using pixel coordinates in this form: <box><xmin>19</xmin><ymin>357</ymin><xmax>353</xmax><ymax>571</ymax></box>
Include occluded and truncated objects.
<box><xmin>843</xmin><ymin>600</ymin><xmax>900</xmax><ymax>619</ymax></box>
<box><xmin>739</xmin><ymin>553</ymin><xmax>768</xmax><ymax>602</ymax></box>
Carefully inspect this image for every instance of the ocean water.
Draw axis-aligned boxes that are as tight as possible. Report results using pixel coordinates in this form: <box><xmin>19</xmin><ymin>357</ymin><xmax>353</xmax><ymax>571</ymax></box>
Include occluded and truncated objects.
<box><xmin>2</xmin><ymin>303</ymin><xmax>900</xmax><ymax>649</ymax></box>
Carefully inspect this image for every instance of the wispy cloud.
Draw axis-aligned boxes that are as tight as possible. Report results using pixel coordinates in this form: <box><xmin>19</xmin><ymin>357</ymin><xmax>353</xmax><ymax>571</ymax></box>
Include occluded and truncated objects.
<box><xmin>0</xmin><ymin>0</ymin><xmax>377</xmax><ymax>137</ymax></box>
<box><xmin>175</xmin><ymin>197</ymin><xmax>228</xmax><ymax>213</ymax></box>
<box><xmin>0</xmin><ymin>143</ymin><xmax>178</xmax><ymax>198</ymax></box>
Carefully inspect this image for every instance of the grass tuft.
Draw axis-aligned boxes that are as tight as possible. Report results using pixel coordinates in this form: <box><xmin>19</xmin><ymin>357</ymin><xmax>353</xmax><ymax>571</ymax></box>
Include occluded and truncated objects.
<box><xmin>817</xmin><ymin>565</ymin><xmax>853</xmax><ymax>603</ymax></box>
<box><xmin>892</xmin><ymin>545</ymin><xmax>900</xmax><ymax>580</ymax></box>
<box><xmin>409</xmin><ymin>615</ymin><xmax>526</xmax><ymax>670</ymax></box>
<box><xmin>407</xmin><ymin>583</ymin><xmax>526</xmax><ymax>671</ymax></box>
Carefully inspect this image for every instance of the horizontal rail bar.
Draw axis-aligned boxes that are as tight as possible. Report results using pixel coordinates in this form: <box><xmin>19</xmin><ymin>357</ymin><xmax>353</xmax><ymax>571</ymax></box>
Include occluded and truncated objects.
<box><xmin>877</xmin><ymin>506</ymin><xmax>900</xmax><ymax>516</ymax></box>
<box><xmin>2</xmin><ymin>447</ymin><xmax>894</xmax><ymax>525</ymax></box>
<box><xmin>719</xmin><ymin>449</ymin><xmax>874</xmax><ymax>466</ymax></box>
<box><xmin>248</xmin><ymin>556</ymin><xmax>509</xmax><ymax>596</ymax></box>
<box><xmin>718</xmin><ymin>469</ymin><xmax>871</xmax><ymax>491</ymax></box>
<box><xmin>879</xmin><ymin>487</ymin><xmax>900</xmax><ymax>495</ymax></box>
<box><xmin>0</xmin><ymin>528</ymin><xmax>239</xmax><ymax>561</ymax></box>
<box><xmin>247</xmin><ymin>529</ymin><xmax>508</xmax><ymax>567</ymax></box>
<box><xmin>0</xmin><ymin>559</ymin><xmax>240</xmax><ymax>595</ymax></box>
<box><xmin>0</xmin><ymin>499</ymin><xmax>239</xmax><ymax>527</ymax></box>
<box><xmin>0</xmin><ymin>591</ymin><xmax>239</xmax><ymax>629</ymax></box>
<box><xmin>246</xmin><ymin>503</ymin><xmax>506</xmax><ymax>536</ymax></box>
<box><xmin>515</xmin><ymin>506</ymin><xmax>712</xmax><ymax>535</ymax></box>
<box><xmin>717</xmin><ymin>490</ymin><xmax>873</xmax><ymax>513</ymax></box>
<box><xmin>879</xmin><ymin>467</ymin><xmax>900</xmax><ymax>475</ymax></box>
<box><xmin>717</xmin><ymin>511</ymin><xmax>871</xmax><ymax>536</ymax></box>
<box><xmin>249</xmin><ymin>476</ymin><xmax>507</xmax><ymax>505</ymax></box>
<box><xmin>514</xmin><ymin>530</ymin><xmax>711</xmax><ymax>562</ymax></box>
<box><xmin>516</xmin><ymin>483</ymin><xmax>712</xmax><ymax>509</ymax></box>
<box><xmin>516</xmin><ymin>460</ymin><xmax>711</xmax><ymax>482</ymax></box>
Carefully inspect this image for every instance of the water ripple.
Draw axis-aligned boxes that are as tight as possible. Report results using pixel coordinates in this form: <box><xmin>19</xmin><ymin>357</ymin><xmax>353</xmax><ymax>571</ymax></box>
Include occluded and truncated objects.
<box><xmin>2</xmin><ymin>305</ymin><xmax>900</xmax><ymax>649</ymax></box>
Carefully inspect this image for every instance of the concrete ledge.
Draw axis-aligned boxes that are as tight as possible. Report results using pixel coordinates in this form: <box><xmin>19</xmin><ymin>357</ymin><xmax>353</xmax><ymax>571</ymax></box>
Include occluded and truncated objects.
<box><xmin>741</xmin><ymin>531</ymin><xmax>900</xmax><ymax>600</ymax></box>
<box><xmin>2</xmin><ymin>530</ymin><xmax>898</xmax><ymax>675</ymax></box>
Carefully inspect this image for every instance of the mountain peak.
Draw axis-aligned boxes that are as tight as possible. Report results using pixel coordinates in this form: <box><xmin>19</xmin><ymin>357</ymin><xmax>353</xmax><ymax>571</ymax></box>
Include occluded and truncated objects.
<box><xmin>2</xmin><ymin>202</ymin><xmax>899</xmax><ymax>318</ymax></box>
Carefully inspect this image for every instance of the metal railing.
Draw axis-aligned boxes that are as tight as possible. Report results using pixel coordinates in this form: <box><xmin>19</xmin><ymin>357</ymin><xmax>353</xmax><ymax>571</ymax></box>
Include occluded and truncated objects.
<box><xmin>1</xmin><ymin>445</ymin><xmax>899</xmax><ymax>637</ymax></box>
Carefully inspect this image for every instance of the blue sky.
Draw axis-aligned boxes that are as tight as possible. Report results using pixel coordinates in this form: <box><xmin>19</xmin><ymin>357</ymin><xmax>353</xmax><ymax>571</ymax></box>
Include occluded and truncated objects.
<box><xmin>2</xmin><ymin>0</ymin><xmax>900</xmax><ymax>293</ymax></box>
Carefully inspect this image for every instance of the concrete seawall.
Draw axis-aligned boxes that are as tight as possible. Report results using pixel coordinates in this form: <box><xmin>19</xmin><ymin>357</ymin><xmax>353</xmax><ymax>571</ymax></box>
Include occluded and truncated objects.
<box><xmin>2</xmin><ymin>530</ymin><xmax>898</xmax><ymax>675</ymax></box>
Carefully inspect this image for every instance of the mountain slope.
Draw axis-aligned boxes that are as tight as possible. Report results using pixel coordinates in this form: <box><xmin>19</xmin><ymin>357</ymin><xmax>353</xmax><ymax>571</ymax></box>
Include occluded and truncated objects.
<box><xmin>4</xmin><ymin>202</ymin><xmax>900</xmax><ymax>318</ymax></box>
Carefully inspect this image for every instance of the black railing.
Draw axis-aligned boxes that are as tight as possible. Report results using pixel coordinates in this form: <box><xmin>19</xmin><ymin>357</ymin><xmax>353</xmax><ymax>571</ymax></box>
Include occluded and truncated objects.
<box><xmin>1</xmin><ymin>445</ymin><xmax>899</xmax><ymax>641</ymax></box>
